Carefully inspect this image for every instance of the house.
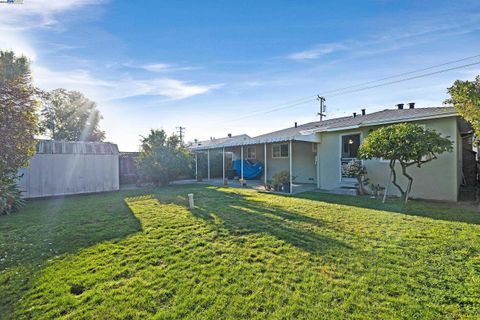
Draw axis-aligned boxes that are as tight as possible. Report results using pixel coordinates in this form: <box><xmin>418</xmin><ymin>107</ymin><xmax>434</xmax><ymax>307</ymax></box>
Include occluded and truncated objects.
<box><xmin>191</xmin><ymin>104</ymin><xmax>471</xmax><ymax>202</ymax></box>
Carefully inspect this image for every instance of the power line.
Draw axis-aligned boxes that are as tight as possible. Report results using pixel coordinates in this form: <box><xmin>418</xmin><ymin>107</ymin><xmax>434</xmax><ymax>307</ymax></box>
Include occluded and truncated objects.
<box><xmin>327</xmin><ymin>60</ymin><xmax>480</xmax><ymax>97</ymax></box>
<box><xmin>208</xmin><ymin>54</ymin><xmax>480</xmax><ymax>126</ymax></box>
<box><xmin>321</xmin><ymin>53</ymin><xmax>480</xmax><ymax>95</ymax></box>
<box><xmin>227</xmin><ymin>58</ymin><xmax>480</xmax><ymax>121</ymax></box>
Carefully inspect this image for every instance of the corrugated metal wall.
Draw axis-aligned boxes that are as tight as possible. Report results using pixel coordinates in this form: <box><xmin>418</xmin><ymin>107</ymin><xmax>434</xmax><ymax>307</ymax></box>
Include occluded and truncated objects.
<box><xmin>18</xmin><ymin>140</ymin><xmax>120</xmax><ymax>198</ymax></box>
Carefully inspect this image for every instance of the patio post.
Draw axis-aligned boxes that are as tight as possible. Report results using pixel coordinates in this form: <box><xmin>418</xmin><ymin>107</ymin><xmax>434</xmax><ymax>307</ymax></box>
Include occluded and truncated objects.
<box><xmin>264</xmin><ymin>143</ymin><xmax>267</xmax><ymax>186</ymax></box>
<box><xmin>289</xmin><ymin>140</ymin><xmax>293</xmax><ymax>194</ymax></box>
<box><xmin>207</xmin><ymin>149</ymin><xmax>210</xmax><ymax>181</ymax></box>
<box><xmin>195</xmin><ymin>152</ymin><xmax>198</xmax><ymax>181</ymax></box>
<box><xmin>222</xmin><ymin>147</ymin><xmax>225</xmax><ymax>183</ymax></box>
<box><xmin>240</xmin><ymin>145</ymin><xmax>244</xmax><ymax>180</ymax></box>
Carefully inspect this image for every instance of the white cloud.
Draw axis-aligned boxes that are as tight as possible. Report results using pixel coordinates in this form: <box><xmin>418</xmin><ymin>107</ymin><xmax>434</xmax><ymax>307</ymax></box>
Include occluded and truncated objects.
<box><xmin>141</xmin><ymin>63</ymin><xmax>172</xmax><ymax>72</ymax></box>
<box><xmin>288</xmin><ymin>43</ymin><xmax>350</xmax><ymax>60</ymax></box>
<box><xmin>0</xmin><ymin>0</ymin><xmax>219</xmax><ymax>102</ymax></box>
<box><xmin>33</xmin><ymin>66</ymin><xmax>221</xmax><ymax>101</ymax></box>
<box><xmin>0</xmin><ymin>0</ymin><xmax>103</xmax><ymax>27</ymax></box>
<box><xmin>129</xmin><ymin>62</ymin><xmax>201</xmax><ymax>73</ymax></box>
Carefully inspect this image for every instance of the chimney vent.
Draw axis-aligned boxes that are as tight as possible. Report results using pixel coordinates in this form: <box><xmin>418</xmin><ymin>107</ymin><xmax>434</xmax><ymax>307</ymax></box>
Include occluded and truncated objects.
<box><xmin>361</xmin><ymin>109</ymin><xmax>366</xmax><ymax>116</ymax></box>
<box><xmin>294</xmin><ymin>122</ymin><xmax>298</xmax><ymax>128</ymax></box>
<box><xmin>408</xmin><ymin>102</ymin><xmax>415</xmax><ymax>109</ymax></box>
<box><xmin>228</xmin><ymin>133</ymin><xmax>232</xmax><ymax>138</ymax></box>
<box><xmin>397</xmin><ymin>103</ymin><xmax>404</xmax><ymax>110</ymax></box>
<box><xmin>353</xmin><ymin>112</ymin><xmax>357</xmax><ymax>118</ymax></box>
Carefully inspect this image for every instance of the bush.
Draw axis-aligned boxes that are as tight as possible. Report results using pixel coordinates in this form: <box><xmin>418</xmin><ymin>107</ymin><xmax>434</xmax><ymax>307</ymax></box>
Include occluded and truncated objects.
<box><xmin>272</xmin><ymin>171</ymin><xmax>289</xmax><ymax>191</ymax></box>
<box><xmin>0</xmin><ymin>177</ymin><xmax>25</xmax><ymax>215</ymax></box>
<box><xmin>136</xmin><ymin>129</ymin><xmax>192</xmax><ymax>186</ymax></box>
<box><xmin>342</xmin><ymin>160</ymin><xmax>369</xmax><ymax>195</ymax></box>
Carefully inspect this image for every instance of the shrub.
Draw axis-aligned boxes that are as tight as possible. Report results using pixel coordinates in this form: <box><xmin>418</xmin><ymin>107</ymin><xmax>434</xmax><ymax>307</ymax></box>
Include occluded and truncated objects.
<box><xmin>272</xmin><ymin>171</ymin><xmax>289</xmax><ymax>191</ymax></box>
<box><xmin>0</xmin><ymin>177</ymin><xmax>25</xmax><ymax>215</ymax></box>
<box><xmin>342</xmin><ymin>160</ymin><xmax>369</xmax><ymax>195</ymax></box>
<box><xmin>136</xmin><ymin>129</ymin><xmax>192</xmax><ymax>186</ymax></box>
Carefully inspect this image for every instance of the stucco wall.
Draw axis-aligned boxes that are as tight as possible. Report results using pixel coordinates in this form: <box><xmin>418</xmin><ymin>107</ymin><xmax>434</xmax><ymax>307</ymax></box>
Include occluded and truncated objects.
<box><xmin>317</xmin><ymin>117</ymin><xmax>460</xmax><ymax>202</ymax></box>
<box><xmin>18</xmin><ymin>154</ymin><xmax>120</xmax><ymax>198</ymax></box>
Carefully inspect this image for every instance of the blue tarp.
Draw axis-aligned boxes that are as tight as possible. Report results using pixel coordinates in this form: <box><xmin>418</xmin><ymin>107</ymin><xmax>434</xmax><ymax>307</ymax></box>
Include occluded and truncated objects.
<box><xmin>232</xmin><ymin>160</ymin><xmax>263</xmax><ymax>180</ymax></box>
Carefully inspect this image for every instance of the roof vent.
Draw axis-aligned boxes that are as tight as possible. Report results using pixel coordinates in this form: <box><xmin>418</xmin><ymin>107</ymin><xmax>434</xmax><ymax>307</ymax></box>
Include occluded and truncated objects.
<box><xmin>228</xmin><ymin>133</ymin><xmax>232</xmax><ymax>138</ymax></box>
<box><xmin>397</xmin><ymin>103</ymin><xmax>404</xmax><ymax>110</ymax></box>
<box><xmin>408</xmin><ymin>102</ymin><xmax>415</xmax><ymax>109</ymax></box>
<box><xmin>294</xmin><ymin>122</ymin><xmax>298</xmax><ymax>128</ymax></box>
<box><xmin>353</xmin><ymin>112</ymin><xmax>357</xmax><ymax>118</ymax></box>
<box><xmin>361</xmin><ymin>109</ymin><xmax>366</xmax><ymax>116</ymax></box>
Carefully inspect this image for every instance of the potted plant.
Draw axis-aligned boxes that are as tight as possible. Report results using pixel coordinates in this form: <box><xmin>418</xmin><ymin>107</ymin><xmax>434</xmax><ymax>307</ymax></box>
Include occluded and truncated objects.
<box><xmin>272</xmin><ymin>171</ymin><xmax>290</xmax><ymax>193</ymax></box>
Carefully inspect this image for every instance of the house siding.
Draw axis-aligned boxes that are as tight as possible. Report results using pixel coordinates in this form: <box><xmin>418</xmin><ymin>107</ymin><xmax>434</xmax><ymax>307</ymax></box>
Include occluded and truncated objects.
<box><xmin>317</xmin><ymin>117</ymin><xmax>459</xmax><ymax>202</ymax></box>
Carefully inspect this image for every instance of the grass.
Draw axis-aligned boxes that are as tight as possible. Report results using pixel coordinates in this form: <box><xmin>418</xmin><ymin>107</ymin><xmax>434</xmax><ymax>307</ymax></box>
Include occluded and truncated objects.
<box><xmin>1</xmin><ymin>185</ymin><xmax>480</xmax><ymax>319</ymax></box>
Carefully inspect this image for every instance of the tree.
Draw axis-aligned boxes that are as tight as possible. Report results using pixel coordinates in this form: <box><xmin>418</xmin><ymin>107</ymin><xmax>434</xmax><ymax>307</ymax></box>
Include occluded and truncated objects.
<box><xmin>136</xmin><ymin>129</ymin><xmax>192</xmax><ymax>186</ymax></box>
<box><xmin>0</xmin><ymin>51</ymin><xmax>38</xmax><ymax>214</ymax></box>
<box><xmin>39</xmin><ymin>89</ymin><xmax>105</xmax><ymax>141</ymax></box>
<box><xmin>0</xmin><ymin>51</ymin><xmax>29</xmax><ymax>85</ymax></box>
<box><xmin>358</xmin><ymin>123</ymin><xmax>453</xmax><ymax>204</ymax></box>
<box><xmin>445</xmin><ymin>75</ymin><xmax>480</xmax><ymax>142</ymax></box>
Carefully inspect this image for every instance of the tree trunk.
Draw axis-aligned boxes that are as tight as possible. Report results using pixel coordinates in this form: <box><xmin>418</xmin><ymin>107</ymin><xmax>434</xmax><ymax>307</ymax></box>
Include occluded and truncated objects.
<box><xmin>400</xmin><ymin>162</ymin><xmax>414</xmax><ymax>204</ymax></box>
<box><xmin>389</xmin><ymin>160</ymin><xmax>406</xmax><ymax>200</ymax></box>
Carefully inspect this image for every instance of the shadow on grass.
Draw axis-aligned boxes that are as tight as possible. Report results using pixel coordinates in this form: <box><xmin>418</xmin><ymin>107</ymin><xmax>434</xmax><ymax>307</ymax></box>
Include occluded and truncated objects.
<box><xmin>187</xmin><ymin>188</ymin><xmax>351</xmax><ymax>255</ymax></box>
<box><xmin>296</xmin><ymin>191</ymin><xmax>480</xmax><ymax>225</ymax></box>
<box><xmin>0</xmin><ymin>191</ymin><xmax>143</xmax><ymax>270</ymax></box>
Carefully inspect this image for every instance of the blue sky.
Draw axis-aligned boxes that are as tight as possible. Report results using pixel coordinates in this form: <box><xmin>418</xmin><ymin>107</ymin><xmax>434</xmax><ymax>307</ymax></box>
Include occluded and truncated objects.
<box><xmin>1</xmin><ymin>0</ymin><xmax>480</xmax><ymax>151</ymax></box>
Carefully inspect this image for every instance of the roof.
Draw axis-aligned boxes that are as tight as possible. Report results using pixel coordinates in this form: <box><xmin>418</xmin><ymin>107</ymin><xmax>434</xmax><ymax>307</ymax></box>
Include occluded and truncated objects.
<box><xmin>190</xmin><ymin>107</ymin><xmax>458</xmax><ymax>150</ymax></box>
<box><xmin>300</xmin><ymin>106</ymin><xmax>457</xmax><ymax>134</ymax></box>
<box><xmin>190</xmin><ymin>134</ymin><xmax>251</xmax><ymax>150</ymax></box>
<box><xmin>35</xmin><ymin>140</ymin><xmax>119</xmax><ymax>155</ymax></box>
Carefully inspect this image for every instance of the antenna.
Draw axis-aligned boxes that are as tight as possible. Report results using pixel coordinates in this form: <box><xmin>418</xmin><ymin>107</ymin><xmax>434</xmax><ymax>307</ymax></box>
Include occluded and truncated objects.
<box><xmin>316</xmin><ymin>95</ymin><xmax>326</xmax><ymax>121</ymax></box>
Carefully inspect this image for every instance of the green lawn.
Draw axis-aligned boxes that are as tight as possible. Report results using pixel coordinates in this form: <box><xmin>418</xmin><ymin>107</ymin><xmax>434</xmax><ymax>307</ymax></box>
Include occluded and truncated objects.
<box><xmin>1</xmin><ymin>185</ymin><xmax>480</xmax><ymax>319</ymax></box>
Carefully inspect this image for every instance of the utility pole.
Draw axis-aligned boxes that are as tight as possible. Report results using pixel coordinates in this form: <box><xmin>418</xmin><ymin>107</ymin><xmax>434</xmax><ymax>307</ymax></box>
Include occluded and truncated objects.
<box><xmin>317</xmin><ymin>95</ymin><xmax>326</xmax><ymax>121</ymax></box>
<box><xmin>176</xmin><ymin>126</ymin><xmax>185</xmax><ymax>145</ymax></box>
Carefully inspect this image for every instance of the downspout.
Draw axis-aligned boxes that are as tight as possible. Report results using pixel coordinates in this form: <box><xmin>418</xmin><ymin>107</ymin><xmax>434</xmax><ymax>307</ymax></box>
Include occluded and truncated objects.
<box><xmin>289</xmin><ymin>139</ymin><xmax>293</xmax><ymax>194</ymax></box>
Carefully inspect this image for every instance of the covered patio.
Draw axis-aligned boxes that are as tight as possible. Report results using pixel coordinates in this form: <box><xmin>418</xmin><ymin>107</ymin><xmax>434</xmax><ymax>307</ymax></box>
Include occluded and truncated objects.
<box><xmin>190</xmin><ymin>132</ymin><xmax>320</xmax><ymax>194</ymax></box>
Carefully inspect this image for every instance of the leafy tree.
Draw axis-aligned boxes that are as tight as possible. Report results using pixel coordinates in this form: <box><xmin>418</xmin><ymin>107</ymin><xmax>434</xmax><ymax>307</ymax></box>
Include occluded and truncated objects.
<box><xmin>136</xmin><ymin>129</ymin><xmax>192</xmax><ymax>186</ymax></box>
<box><xmin>0</xmin><ymin>51</ymin><xmax>38</xmax><ymax>214</ymax></box>
<box><xmin>358</xmin><ymin>123</ymin><xmax>453</xmax><ymax>204</ymax></box>
<box><xmin>40</xmin><ymin>89</ymin><xmax>105</xmax><ymax>141</ymax></box>
<box><xmin>0</xmin><ymin>51</ymin><xmax>29</xmax><ymax>85</ymax></box>
<box><xmin>445</xmin><ymin>75</ymin><xmax>480</xmax><ymax>142</ymax></box>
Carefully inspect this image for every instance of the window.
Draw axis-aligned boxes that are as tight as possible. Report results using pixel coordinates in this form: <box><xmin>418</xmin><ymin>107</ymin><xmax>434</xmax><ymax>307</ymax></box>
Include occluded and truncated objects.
<box><xmin>341</xmin><ymin>134</ymin><xmax>360</xmax><ymax>159</ymax></box>
<box><xmin>246</xmin><ymin>146</ymin><xmax>256</xmax><ymax>159</ymax></box>
<box><xmin>272</xmin><ymin>143</ymin><xmax>289</xmax><ymax>158</ymax></box>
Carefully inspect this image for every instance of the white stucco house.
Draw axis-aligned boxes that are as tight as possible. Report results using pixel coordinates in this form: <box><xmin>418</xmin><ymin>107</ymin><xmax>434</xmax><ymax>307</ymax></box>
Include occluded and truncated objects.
<box><xmin>190</xmin><ymin>105</ymin><xmax>473</xmax><ymax>202</ymax></box>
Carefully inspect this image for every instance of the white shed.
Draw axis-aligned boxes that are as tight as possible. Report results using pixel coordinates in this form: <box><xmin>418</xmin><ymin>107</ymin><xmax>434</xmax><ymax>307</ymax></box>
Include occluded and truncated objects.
<box><xmin>18</xmin><ymin>140</ymin><xmax>120</xmax><ymax>198</ymax></box>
